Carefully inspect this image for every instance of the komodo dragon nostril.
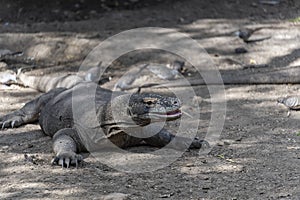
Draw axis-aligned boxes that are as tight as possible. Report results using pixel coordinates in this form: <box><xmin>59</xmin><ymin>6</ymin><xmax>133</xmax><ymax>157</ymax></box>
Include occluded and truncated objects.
<box><xmin>173</xmin><ymin>100</ymin><xmax>180</xmax><ymax>106</ymax></box>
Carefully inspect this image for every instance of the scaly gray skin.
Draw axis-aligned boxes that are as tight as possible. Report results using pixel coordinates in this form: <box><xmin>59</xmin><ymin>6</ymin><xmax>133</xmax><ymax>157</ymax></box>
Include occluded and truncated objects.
<box><xmin>277</xmin><ymin>96</ymin><xmax>300</xmax><ymax>116</ymax></box>
<box><xmin>17</xmin><ymin>72</ymin><xmax>84</xmax><ymax>92</ymax></box>
<box><xmin>113</xmin><ymin>64</ymin><xmax>149</xmax><ymax>91</ymax></box>
<box><xmin>0</xmin><ymin>82</ymin><xmax>205</xmax><ymax>168</ymax></box>
<box><xmin>146</xmin><ymin>61</ymin><xmax>184</xmax><ymax>80</ymax></box>
<box><xmin>0</xmin><ymin>70</ymin><xmax>17</xmax><ymax>84</ymax></box>
<box><xmin>277</xmin><ymin>96</ymin><xmax>300</xmax><ymax>109</ymax></box>
<box><xmin>12</xmin><ymin>62</ymin><xmax>300</xmax><ymax>93</ymax></box>
<box><xmin>16</xmin><ymin>66</ymin><xmax>103</xmax><ymax>93</ymax></box>
<box><xmin>149</xmin><ymin>66</ymin><xmax>300</xmax><ymax>88</ymax></box>
<box><xmin>84</xmin><ymin>66</ymin><xmax>102</xmax><ymax>82</ymax></box>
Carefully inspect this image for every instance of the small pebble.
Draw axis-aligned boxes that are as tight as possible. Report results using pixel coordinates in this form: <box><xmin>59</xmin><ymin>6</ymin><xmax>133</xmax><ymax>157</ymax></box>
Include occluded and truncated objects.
<box><xmin>160</xmin><ymin>193</ymin><xmax>174</xmax><ymax>198</ymax></box>
<box><xmin>186</xmin><ymin>163</ymin><xmax>195</xmax><ymax>167</ymax></box>
<box><xmin>223</xmin><ymin>139</ymin><xmax>234</xmax><ymax>145</ymax></box>
<box><xmin>217</xmin><ymin>142</ymin><xmax>224</xmax><ymax>146</ymax></box>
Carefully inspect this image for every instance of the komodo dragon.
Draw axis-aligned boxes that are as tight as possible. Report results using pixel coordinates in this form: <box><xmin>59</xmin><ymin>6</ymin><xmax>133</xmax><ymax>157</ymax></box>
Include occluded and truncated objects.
<box><xmin>16</xmin><ymin>66</ymin><xmax>103</xmax><ymax>93</ymax></box>
<box><xmin>0</xmin><ymin>82</ymin><xmax>205</xmax><ymax>168</ymax></box>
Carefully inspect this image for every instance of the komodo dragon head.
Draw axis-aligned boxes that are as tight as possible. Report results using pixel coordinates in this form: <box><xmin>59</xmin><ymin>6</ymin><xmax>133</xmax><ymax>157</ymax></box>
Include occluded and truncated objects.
<box><xmin>109</xmin><ymin>93</ymin><xmax>182</xmax><ymax>127</ymax></box>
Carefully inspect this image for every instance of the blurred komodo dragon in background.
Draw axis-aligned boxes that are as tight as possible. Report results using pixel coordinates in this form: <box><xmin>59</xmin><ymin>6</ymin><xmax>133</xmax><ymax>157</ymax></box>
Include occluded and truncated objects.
<box><xmin>277</xmin><ymin>96</ymin><xmax>300</xmax><ymax>116</ymax></box>
<box><xmin>4</xmin><ymin>62</ymin><xmax>300</xmax><ymax>93</ymax></box>
<box><xmin>0</xmin><ymin>82</ymin><xmax>205</xmax><ymax>168</ymax></box>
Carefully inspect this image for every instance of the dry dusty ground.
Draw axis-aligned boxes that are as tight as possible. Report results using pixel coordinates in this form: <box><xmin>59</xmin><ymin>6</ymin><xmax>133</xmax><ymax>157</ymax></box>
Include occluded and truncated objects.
<box><xmin>0</xmin><ymin>0</ymin><xmax>300</xmax><ymax>199</ymax></box>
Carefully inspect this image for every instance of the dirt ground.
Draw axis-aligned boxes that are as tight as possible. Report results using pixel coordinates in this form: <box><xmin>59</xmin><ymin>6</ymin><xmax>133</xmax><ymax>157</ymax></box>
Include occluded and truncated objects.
<box><xmin>1</xmin><ymin>0</ymin><xmax>300</xmax><ymax>199</ymax></box>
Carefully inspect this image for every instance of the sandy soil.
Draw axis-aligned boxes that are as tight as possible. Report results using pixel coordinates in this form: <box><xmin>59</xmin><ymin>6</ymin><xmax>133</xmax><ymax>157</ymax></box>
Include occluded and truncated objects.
<box><xmin>0</xmin><ymin>0</ymin><xmax>300</xmax><ymax>199</ymax></box>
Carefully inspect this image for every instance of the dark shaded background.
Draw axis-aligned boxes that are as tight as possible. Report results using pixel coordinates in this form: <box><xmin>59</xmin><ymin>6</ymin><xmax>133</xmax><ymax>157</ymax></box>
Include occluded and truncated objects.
<box><xmin>0</xmin><ymin>0</ymin><xmax>299</xmax><ymax>24</ymax></box>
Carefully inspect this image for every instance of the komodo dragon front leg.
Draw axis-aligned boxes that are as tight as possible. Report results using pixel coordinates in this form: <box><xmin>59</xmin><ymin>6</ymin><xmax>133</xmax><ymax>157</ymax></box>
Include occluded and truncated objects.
<box><xmin>51</xmin><ymin>128</ymin><xmax>86</xmax><ymax>168</ymax></box>
<box><xmin>0</xmin><ymin>88</ymin><xmax>84</xmax><ymax>168</ymax></box>
<box><xmin>0</xmin><ymin>88</ymin><xmax>66</xmax><ymax>129</ymax></box>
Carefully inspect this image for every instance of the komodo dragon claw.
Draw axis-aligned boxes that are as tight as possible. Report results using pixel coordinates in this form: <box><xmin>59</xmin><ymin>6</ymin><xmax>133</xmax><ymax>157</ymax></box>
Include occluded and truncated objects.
<box><xmin>1</xmin><ymin>120</ymin><xmax>16</xmax><ymax>129</ymax></box>
<box><xmin>1</xmin><ymin>121</ymin><xmax>6</xmax><ymax>130</ymax></box>
<box><xmin>0</xmin><ymin>116</ymin><xmax>23</xmax><ymax>129</ymax></box>
<box><xmin>51</xmin><ymin>152</ymin><xmax>83</xmax><ymax>169</ymax></box>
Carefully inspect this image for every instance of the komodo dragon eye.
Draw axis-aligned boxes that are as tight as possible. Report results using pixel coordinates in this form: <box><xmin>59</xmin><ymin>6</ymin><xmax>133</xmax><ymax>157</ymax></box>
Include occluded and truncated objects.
<box><xmin>143</xmin><ymin>97</ymin><xmax>158</xmax><ymax>106</ymax></box>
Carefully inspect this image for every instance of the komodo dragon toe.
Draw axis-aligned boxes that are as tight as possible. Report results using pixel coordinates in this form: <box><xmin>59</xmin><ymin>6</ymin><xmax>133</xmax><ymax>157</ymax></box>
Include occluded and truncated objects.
<box><xmin>51</xmin><ymin>151</ymin><xmax>83</xmax><ymax>168</ymax></box>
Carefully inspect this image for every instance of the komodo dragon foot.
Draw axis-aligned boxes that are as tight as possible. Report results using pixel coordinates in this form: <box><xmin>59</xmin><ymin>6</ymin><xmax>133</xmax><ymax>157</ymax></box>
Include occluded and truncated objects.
<box><xmin>51</xmin><ymin>151</ymin><xmax>83</xmax><ymax>169</ymax></box>
<box><xmin>51</xmin><ymin>128</ymin><xmax>87</xmax><ymax>168</ymax></box>
<box><xmin>0</xmin><ymin>114</ymin><xmax>24</xmax><ymax>129</ymax></box>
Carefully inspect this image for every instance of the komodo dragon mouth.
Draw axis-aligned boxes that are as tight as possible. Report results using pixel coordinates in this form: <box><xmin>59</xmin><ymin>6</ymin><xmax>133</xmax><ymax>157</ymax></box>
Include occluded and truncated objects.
<box><xmin>130</xmin><ymin>109</ymin><xmax>181</xmax><ymax>126</ymax></box>
<box><xmin>148</xmin><ymin>109</ymin><xmax>182</xmax><ymax>120</ymax></box>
